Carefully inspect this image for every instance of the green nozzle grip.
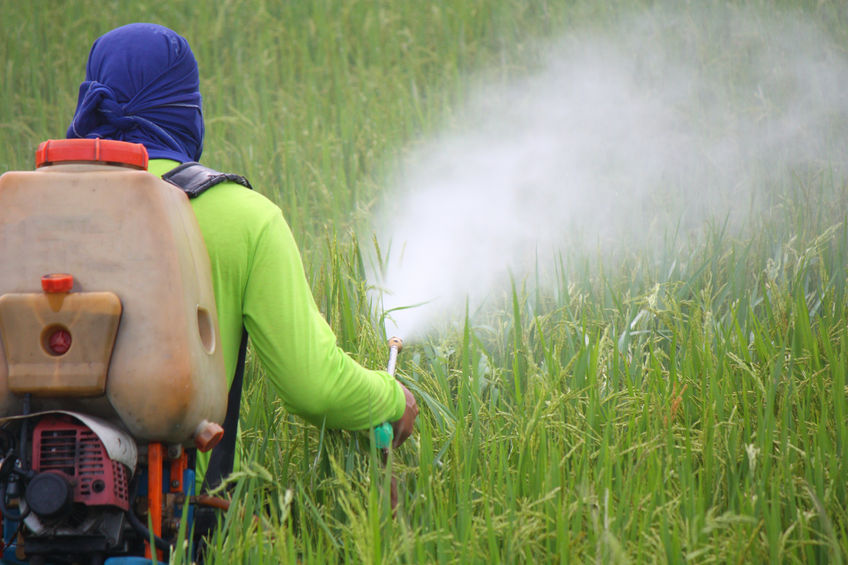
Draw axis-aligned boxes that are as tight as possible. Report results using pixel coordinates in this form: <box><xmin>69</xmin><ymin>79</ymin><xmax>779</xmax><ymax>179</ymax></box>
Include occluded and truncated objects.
<box><xmin>374</xmin><ymin>422</ymin><xmax>393</xmax><ymax>449</ymax></box>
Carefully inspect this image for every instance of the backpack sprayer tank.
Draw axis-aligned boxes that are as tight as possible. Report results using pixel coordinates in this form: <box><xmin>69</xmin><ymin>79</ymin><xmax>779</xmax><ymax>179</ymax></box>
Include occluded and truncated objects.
<box><xmin>0</xmin><ymin>139</ymin><xmax>227</xmax><ymax>443</ymax></box>
<box><xmin>0</xmin><ymin>139</ymin><xmax>227</xmax><ymax>563</ymax></box>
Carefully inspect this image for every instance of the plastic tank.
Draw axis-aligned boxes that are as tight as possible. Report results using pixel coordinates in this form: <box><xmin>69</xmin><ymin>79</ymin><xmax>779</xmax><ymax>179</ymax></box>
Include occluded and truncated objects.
<box><xmin>0</xmin><ymin>139</ymin><xmax>227</xmax><ymax>445</ymax></box>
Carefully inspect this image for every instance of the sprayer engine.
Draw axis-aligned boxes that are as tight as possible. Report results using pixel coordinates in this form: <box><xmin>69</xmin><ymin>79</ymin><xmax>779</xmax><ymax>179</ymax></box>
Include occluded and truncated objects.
<box><xmin>0</xmin><ymin>414</ymin><xmax>138</xmax><ymax>561</ymax></box>
<box><xmin>31</xmin><ymin>417</ymin><xmax>130</xmax><ymax>511</ymax></box>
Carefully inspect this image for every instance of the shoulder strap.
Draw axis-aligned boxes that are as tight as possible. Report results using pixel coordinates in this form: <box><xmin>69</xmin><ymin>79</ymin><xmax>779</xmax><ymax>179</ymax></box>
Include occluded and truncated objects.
<box><xmin>202</xmin><ymin>329</ymin><xmax>249</xmax><ymax>492</ymax></box>
<box><xmin>162</xmin><ymin>161</ymin><xmax>253</xmax><ymax>198</ymax></box>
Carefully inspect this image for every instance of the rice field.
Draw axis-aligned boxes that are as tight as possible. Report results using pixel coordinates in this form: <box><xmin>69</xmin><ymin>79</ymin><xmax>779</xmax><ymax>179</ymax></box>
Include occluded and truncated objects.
<box><xmin>1</xmin><ymin>0</ymin><xmax>847</xmax><ymax>563</ymax></box>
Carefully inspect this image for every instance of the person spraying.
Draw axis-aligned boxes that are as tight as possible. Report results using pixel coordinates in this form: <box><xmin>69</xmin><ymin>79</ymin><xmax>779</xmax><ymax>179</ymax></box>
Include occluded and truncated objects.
<box><xmin>65</xmin><ymin>22</ymin><xmax>418</xmax><ymax>504</ymax></box>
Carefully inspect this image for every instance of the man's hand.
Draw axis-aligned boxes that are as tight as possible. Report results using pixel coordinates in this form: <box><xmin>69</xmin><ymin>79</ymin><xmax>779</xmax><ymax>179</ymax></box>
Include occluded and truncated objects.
<box><xmin>391</xmin><ymin>383</ymin><xmax>418</xmax><ymax>448</ymax></box>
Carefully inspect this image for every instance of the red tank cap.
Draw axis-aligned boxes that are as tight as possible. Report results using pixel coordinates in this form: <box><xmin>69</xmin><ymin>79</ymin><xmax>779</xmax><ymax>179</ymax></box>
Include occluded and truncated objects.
<box><xmin>42</xmin><ymin>274</ymin><xmax>74</xmax><ymax>293</ymax></box>
<box><xmin>36</xmin><ymin>139</ymin><xmax>148</xmax><ymax>170</ymax></box>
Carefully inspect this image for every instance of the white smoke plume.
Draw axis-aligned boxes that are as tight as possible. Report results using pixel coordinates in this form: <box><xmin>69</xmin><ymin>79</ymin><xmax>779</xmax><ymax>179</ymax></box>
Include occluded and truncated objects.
<box><xmin>368</xmin><ymin>3</ymin><xmax>848</xmax><ymax>339</ymax></box>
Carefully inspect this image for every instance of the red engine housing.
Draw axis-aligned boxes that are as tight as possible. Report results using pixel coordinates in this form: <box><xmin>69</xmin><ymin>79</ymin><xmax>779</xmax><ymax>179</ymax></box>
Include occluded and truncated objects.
<box><xmin>31</xmin><ymin>417</ymin><xmax>129</xmax><ymax>511</ymax></box>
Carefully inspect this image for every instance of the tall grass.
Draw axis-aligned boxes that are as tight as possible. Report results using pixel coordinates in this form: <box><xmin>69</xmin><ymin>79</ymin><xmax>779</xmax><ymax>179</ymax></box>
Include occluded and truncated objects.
<box><xmin>2</xmin><ymin>0</ymin><xmax>847</xmax><ymax>563</ymax></box>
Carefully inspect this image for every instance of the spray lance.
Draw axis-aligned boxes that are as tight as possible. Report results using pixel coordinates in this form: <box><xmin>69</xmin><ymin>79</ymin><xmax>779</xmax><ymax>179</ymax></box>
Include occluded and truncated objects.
<box><xmin>370</xmin><ymin>336</ymin><xmax>404</xmax><ymax>512</ymax></box>
<box><xmin>374</xmin><ymin>336</ymin><xmax>403</xmax><ymax>449</ymax></box>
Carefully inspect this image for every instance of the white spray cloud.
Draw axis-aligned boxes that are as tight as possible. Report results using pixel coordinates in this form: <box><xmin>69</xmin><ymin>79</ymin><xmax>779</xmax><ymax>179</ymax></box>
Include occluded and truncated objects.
<box><xmin>368</xmin><ymin>3</ymin><xmax>848</xmax><ymax>339</ymax></box>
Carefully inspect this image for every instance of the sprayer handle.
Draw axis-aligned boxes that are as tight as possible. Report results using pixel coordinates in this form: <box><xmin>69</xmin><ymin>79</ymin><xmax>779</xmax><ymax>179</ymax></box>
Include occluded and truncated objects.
<box><xmin>374</xmin><ymin>421</ymin><xmax>394</xmax><ymax>450</ymax></box>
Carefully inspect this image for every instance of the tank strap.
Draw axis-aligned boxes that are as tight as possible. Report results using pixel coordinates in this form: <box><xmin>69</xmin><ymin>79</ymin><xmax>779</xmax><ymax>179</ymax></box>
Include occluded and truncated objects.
<box><xmin>161</xmin><ymin>162</ymin><xmax>253</xmax><ymax>198</ymax></box>
<box><xmin>192</xmin><ymin>330</ymin><xmax>247</xmax><ymax>550</ymax></box>
<box><xmin>202</xmin><ymin>329</ymin><xmax>248</xmax><ymax>492</ymax></box>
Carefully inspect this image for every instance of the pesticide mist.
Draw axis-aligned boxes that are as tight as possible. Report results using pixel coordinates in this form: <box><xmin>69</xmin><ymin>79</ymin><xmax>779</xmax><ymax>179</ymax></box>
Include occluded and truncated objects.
<box><xmin>368</xmin><ymin>3</ymin><xmax>848</xmax><ymax>339</ymax></box>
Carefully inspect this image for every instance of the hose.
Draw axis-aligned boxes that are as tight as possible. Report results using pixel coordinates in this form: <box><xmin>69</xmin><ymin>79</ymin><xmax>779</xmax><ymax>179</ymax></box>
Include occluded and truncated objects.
<box><xmin>125</xmin><ymin>475</ymin><xmax>172</xmax><ymax>554</ymax></box>
<box><xmin>0</xmin><ymin>450</ymin><xmax>30</xmax><ymax>521</ymax></box>
<box><xmin>192</xmin><ymin>495</ymin><xmax>230</xmax><ymax>511</ymax></box>
<box><xmin>0</xmin><ymin>481</ymin><xmax>29</xmax><ymax>521</ymax></box>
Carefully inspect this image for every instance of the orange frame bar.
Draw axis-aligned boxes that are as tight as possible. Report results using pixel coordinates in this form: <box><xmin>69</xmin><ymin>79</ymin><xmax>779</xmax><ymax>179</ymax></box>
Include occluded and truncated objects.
<box><xmin>169</xmin><ymin>451</ymin><xmax>188</xmax><ymax>493</ymax></box>
<box><xmin>146</xmin><ymin>442</ymin><xmax>164</xmax><ymax>560</ymax></box>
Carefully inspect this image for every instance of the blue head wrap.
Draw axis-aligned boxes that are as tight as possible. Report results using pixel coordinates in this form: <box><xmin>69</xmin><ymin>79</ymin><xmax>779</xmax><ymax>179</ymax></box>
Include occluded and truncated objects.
<box><xmin>67</xmin><ymin>23</ymin><xmax>204</xmax><ymax>163</ymax></box>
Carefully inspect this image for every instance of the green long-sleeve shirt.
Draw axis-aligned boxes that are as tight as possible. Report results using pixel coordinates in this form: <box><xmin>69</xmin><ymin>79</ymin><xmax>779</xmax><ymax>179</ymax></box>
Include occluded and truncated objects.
<box><xmin>148</xmin><ymin>159</ymin><xmax>404</xmax><ymax>437</ymax></box>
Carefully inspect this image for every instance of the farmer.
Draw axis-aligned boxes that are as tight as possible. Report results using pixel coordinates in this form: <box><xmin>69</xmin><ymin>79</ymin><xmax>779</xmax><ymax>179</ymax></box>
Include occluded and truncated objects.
<box><xmin>66</xmin><ymin>23</ymin><xmax>418</xmax><ymax>487</ymax></box>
